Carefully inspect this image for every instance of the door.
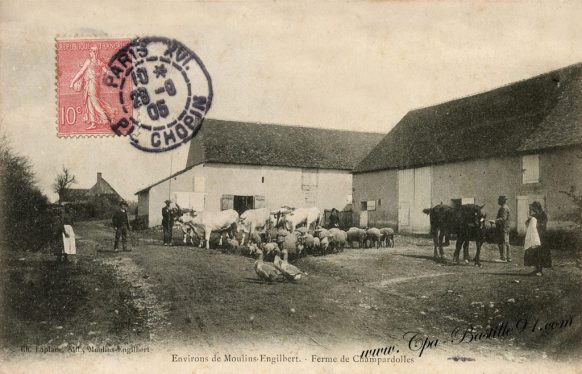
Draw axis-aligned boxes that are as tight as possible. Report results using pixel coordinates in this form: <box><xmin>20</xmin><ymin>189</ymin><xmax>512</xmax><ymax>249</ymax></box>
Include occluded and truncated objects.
<box><xmin>173</xmin><ymin>192</ymin><xmax>206</xmax><ymax>211</ymax></box>
<box><xmin>398</xmin><ymin>167</ymin><xmax>432</xmax><ymax>233</ymax></box>
<box><xmin>398</xmin><ymin>169</ymin><xmax>414</xmax><ymax>232</ymax></box>
<box><xmin>412</xmin><ymin>166</ymin><xmax>432</xmax><ymax>233</ymax></box>
<box><xmin>359</xmin><ymin>211</ymin><xmax>368</xmax><ymax>228</ymax></box>
<box><xmin>233</xmin><ymin>195</ymin><xmax>254</xmax><ymax>215</ymax></box>
<box><xmin>516</xmin><ymin>195</ymin><xmax>545</xmax><ymax>234</ymax></box>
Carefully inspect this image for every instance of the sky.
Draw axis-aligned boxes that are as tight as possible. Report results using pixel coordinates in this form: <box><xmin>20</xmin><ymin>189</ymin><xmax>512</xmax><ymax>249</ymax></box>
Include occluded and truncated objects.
<box><xmin>2</xmin><ymin>0</ymin><xmax>582</xmax><ymax>201</ymax></box>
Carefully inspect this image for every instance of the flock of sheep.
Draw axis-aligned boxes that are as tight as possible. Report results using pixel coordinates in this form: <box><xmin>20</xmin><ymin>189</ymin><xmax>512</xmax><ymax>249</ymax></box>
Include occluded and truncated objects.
<box><xmin>173</xmin><ymin>206</ymin><xmax>396</xmax><ymax>283</ymax></box>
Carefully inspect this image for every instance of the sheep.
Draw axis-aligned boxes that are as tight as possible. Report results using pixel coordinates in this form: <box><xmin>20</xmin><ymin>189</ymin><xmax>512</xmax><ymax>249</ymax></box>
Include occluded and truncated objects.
<box><xmin>379</xmin><ymin>227</ymin><xmax>395</xmax><ymax>248</ymax></box>
<box><xmin>347</xmin><ymin>227</ymin><xmax>367</xmax><ymax>248</ymax></box>
<box><xmin>328</xmin><ymin>228</ymin><xmax>347</xmax><ymax>253</ymax></box>
<box><xmin>366</xmin><ymin>228</ymin><xmax>382</xmax><ymax>248</ymax></box>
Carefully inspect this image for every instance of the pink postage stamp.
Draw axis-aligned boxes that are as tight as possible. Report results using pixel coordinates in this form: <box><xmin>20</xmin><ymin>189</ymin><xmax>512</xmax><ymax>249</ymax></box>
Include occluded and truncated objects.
<box><xmin>56</xmin><ymin>38</ymin><xmax>132</xmax><ymax>136</ymax></box>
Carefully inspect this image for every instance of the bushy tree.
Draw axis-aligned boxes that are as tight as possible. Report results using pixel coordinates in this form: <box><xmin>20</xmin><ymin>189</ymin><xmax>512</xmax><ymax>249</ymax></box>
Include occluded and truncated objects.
<box><xmin>0</xmin><ymin>136</ymin><xmax>52</xmax><ymax>251</ymax></box>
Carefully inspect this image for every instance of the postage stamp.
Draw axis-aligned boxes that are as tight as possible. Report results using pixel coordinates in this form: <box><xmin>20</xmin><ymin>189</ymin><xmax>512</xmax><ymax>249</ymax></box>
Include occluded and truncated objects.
<box><xmin>105</xmin><ymin>36</ymin><xmax>213</xmax><ymax>152</ymax></box>
<box><xmin>56</xmin><ymin>37</ymin><xmax>213</xmax><ymax>151</ymax></box>
<box><xmin>56</xmin><ymin>38</ymin><xmax>132</xmax><ymax>137</ymax></box>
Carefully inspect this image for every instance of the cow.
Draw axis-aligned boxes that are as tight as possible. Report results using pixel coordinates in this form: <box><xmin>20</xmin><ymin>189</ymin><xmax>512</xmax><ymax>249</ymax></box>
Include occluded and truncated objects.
<box><xmin>422</xmin><ymin>204</ymin><xmax>455</xmax><ymax>258</ymax></box>
<box><xmin>269</xmin><ymin>206</ymin><xmax>295</xmax><ymax>229</ymax></box>
<box><xmin>189</xmin><ymin>209</ymin><xmax>240</xmax><ymax>249</ymax></box>
<box><xmin>284</xmin><ymin>207</ymin><xmax>321</xmax><ymax>233</ymax></box>
<box><xmin>238</xmin><ymin>208</ymin><xmax>271</xmax><ymax>245</ymax></box>
<box><xmin>423</xmin><ymin>203</ymin><xmax>487</xmax><ymax>266</ymax></box>
<box><xmin>176</xmin><ymin>210</ymin><xmax>204</xmax><ymax>246</ymax></box>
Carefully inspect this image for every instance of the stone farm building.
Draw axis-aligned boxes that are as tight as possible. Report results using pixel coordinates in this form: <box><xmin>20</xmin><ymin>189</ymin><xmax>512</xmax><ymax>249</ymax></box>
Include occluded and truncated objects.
<box><xmin>62</xmin><ymin>172</ymin><xmax>122</xmax><ymax>205</ymax></box>
<box><xmin>136</xmin><ymin>119</ymin><xmax>382</xmax><ymax>227</ymax></box>
<box><xmin>353</xmin><ymin>63</ymin><xmax>582</xmax><ymax>235</ymax></box>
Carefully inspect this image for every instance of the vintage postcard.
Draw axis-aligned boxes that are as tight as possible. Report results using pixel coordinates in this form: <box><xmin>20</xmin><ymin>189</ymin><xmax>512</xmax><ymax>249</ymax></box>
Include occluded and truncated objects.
<box><xmin>0</xmin><ymin>1</ymin><xmax>581</xmax><ymax>373</ymax></box>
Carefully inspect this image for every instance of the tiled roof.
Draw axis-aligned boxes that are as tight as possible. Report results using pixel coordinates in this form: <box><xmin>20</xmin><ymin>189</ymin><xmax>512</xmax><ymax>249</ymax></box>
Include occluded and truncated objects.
<box><xmin>355</xmin><ymin>63</ymin><xmax>582</xmax><ymax>173</ymax></box>
<box><xmin>136</xmin><ymin>119</ymin><xmax>383</xmax><ymax>194</ymax></box>
<box><xmin>186</xmin><ymin>119</ymin><xmax>383</xmax><ymax>170</ymax></box>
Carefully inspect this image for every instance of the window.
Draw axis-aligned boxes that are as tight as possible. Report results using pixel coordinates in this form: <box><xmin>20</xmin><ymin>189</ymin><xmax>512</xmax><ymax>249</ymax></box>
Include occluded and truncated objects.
<box><xmin>451</xmin><ymin>199</ymin><xmax>462</xmax><ymax>208</ymax></box>
<box><xmin>367</xmin><ymin>200</ymin><xmax>376</xmax><ymax>211</ymax></box>
<box><xmin>522</xmin><ymin>154</ymin><xmax>540</xmax><ymax>184</ymax></box>
<box><xmin>360</xmin><ymin>201</ymin><xmax>367</xmax><ymax>211</ymax></box>
<box><xmin>301</xmin><ymin>169</ymin><xmax>318</xmax><ymax>189</ymax></box>
<box><xmin>461</xmin><ymin>197</ymin><xmax>474</xmax><ymax>205</ymax></box>
<box><xmin>378</xmin><ymin>198</ymin><xmax>382</xmax><ymax>206</ymax></box>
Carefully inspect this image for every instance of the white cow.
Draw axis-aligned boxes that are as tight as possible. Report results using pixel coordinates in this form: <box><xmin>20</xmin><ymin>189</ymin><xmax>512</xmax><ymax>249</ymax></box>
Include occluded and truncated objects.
<box><xmin>190</xmin><ymin>209</ymin><xmax>240</xmax><ymax>249</ymax></box>
<box><xmin>284</xmin><ymin>207</ymin><xmax>321</xmax><ymax>233</ymax></box>
<box><xmin>176</xmin><ymin>211</ymin><xmax>204</xmax><ymax>245</ymax></box>
<box><xmin>238</xmin><ymin>208</ymin><xmax>271</xmax><ymax>245</ymax></box>
<box><xmin>269</xmin><ymin>206</ymin><xmax>295</xmax><ymax>229</ymax></box>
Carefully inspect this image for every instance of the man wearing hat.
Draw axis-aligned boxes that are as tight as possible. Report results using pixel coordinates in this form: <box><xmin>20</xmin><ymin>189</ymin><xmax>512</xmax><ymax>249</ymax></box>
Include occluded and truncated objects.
<box><xmin>112</xmin><ymin>200</ymin><xmax>131</xmax><ymax>251</ymax></box>
<box><xmin>494</xmin><ymin>195</ymin><xmax>511</xmax><ymax>262</ymax></box>
<box><xmin>162</xmin><ymin>200</ymin><xmax>174</xmax><ymax>246</ymax></box>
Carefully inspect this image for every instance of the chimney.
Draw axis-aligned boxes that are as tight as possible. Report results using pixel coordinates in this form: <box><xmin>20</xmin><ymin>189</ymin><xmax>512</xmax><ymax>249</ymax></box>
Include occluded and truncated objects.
<box><xmin>97</xmin><ymin>172</ymin><xmax>102</xmax><ymax>180</ymax></box>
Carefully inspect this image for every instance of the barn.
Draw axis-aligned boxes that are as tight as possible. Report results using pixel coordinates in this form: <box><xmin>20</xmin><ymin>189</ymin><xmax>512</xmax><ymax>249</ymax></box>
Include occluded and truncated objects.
<box><xmin>136</xmin><ymin>119</ymin><xmax>382</xmax><ymax>227</ymax></box>
<box><xmin>353</xmin><ymin>63</ymin><xmax>582</xmax><ymax>235</ymax></box>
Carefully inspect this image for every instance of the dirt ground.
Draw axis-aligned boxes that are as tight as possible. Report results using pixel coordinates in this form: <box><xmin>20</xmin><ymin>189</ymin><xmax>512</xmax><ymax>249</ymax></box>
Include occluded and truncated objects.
<box><xmin>1</xmin><ymin>220</ymin><xmax>580</xmax><ymax>363</ymax></box>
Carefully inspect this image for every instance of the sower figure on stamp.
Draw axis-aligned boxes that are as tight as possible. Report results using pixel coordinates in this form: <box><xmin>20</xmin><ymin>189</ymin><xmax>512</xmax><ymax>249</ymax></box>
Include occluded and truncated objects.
<box><xmin>69</xmin><ymin>46</ymin><xmax>114</xmax><ymax>130</ymax></box>
<box><xmin>112</xmin><ymin>200</ymin><xmax>131</xmax><ymax>252</ymax></box>
<box><xmin>162</xmin><ymin>200</ymin><xmax>174</xmax><ymax>246</ymax></box>
<box><xmin>494</xmin><ymin>195</ymin><xmax>511</xmax><ymax>262</ymax></box>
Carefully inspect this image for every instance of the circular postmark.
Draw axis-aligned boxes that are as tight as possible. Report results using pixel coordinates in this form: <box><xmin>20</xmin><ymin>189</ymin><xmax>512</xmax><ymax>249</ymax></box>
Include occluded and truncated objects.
<box><xmin>104</xmin><ymin>36</ymin><xmax>212</xmax><ymax>152</ymax></box>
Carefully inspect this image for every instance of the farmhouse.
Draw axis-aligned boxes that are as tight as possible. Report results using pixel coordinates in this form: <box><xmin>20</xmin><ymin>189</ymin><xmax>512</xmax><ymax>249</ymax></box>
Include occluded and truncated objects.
<box><xmin>136</xmin><ymin>119</ymin><xmax>382</xmax><ymax>227</ymax></box>
<box><xmin>353</xmin><ymin>63</ymin><xmax>582</xmax><ymax>234</ymax></box>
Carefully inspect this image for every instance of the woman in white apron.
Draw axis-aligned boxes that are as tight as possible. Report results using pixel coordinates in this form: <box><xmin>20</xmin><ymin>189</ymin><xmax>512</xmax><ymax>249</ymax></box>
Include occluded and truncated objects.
<box><xmin>523</xmin><ymin>201</ymin><xmax>550</xmax><ymax>276</ymax></box>
<box><xmin>59</xmin><ymin>207</ymin><xmax>76</xmax><ymax>262</ymax></box>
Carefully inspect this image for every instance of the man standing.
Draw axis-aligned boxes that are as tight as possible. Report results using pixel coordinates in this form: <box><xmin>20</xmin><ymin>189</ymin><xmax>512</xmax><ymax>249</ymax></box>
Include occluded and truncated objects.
<box><xmin>112</xmin><ymin>201</ymin><xmax>131</xmax><ymax>252</ymax></box>
<box><xmin>494</xmin><ymin>195</ymin><xmax>511</xmax><ymax>262</ymax></box>
<box><xmin>162</xmin><ymin>200</ymin><xmax>174</xmax><ymax>246</ymax></box>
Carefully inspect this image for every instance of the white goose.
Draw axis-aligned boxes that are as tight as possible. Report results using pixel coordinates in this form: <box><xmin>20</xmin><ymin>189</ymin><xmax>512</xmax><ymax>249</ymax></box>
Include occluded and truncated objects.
<box><xmin>277</xmin><ymin>249</ymin><xmax>305</xmax><ymax>281</ymax></box>
<box><xmin>254</xmin><ymin>248</ymin><xmax>282</xmax><ymax>282</ymax></box>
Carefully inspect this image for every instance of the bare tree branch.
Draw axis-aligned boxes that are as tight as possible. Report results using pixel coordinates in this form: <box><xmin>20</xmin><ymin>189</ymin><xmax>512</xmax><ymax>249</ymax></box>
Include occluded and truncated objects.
<box><xmin>52</xmin><ymin>166</ymin><xmax>78</xmax><ymax>202</ymax></box>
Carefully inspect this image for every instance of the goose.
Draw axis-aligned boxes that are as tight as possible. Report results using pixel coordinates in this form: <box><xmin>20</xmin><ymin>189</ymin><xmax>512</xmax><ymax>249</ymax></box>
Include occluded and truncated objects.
<box><xmin>278</xmin><ymin>249</ymin><xmax>306</xmax><ymax>281</ymax></box>
<box><xmin>273</xmin><ymin>248</ymin><xmax>284</xmax><ymax>269</ymax></box>
<box><xmin>254</xmin><ymin>248</ymin><xmax>282</xmax><ymax>282</ymax></box>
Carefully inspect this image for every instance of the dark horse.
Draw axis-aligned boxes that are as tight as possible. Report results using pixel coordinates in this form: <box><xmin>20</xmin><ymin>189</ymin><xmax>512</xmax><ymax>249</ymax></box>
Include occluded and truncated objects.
<box><xmin>423</xmin><ymin>203</ymin><xmax>487</xmax><ymax>266</ymax></box>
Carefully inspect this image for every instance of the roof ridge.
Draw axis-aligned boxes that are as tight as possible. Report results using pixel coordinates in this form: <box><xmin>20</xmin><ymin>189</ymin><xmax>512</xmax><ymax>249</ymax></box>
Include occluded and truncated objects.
<box><xmin>203</xmin><ymin>117</ymin><xmax>384</xmax><ymax>135</ymax></box>
<box><xmin>406</xmin><ymin>62</ymin><xmax>582</xmax><ymax>114</ymax></box>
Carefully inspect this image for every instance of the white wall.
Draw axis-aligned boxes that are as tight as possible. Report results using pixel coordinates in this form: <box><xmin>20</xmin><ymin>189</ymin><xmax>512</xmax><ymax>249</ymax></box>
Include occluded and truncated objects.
<box><xmin>203</xmin><ymin>163</ymin><xmax>352</xmax><ymax>212</ymax></box>
<box><xmin>142</xmin><ymin>163</ymin><xmax>353</xmax><ymax>227</ymax></box>
<box><xmin>146</xmin><ymin>164</ymin><xmax>206</xmax><ymax>227</ymax></box>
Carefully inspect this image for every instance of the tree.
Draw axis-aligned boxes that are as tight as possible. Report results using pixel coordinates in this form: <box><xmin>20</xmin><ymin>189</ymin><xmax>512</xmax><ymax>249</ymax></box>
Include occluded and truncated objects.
<box><xmin>52</xmin><ymin>166</ymin><xmax>77</xmax><ymax>202</ymax></box>
<box><xmin>560</xmin><ymin>186</ymin><xmax>582</xmax><ymax>226</ymax></box>
<box><xmin>0</xmin><ymin>135</ymin><xmax>51</xmax><ymax>251</ymax></box>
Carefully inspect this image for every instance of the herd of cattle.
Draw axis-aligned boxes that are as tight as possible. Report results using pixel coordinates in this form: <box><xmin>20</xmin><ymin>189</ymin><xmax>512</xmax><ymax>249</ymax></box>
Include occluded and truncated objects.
<box><xmin>170</xmin><ymin>206</ymin><xmax>395</xmax><ymax>259</ymax></box>
<box><xmin>166</xmin><ymin>201</ymin><xmax>495</xmax><ymax>267</ymax></box>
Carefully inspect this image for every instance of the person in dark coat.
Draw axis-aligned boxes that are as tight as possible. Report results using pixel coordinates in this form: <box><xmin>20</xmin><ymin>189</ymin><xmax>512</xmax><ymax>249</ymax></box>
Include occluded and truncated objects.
<box><xmin>162</xmin><ymin>200</ymin><xmax>174</xmax><ymax>246</ymax></box>
<box><xmin>524</xmin><ymin>201</ymin><xmax>551</xmax><ymax>276</ymax></box>
<box><xmin>494</xmin><ymin>195</ymin><xmax>511</xmax><ymax>262</ymax></box>
<box><xmin>112</xmin><ymin>201</ymin><xmax>131</xmax><ymax>251</ymax></box>
<box><xmin>328</xmin><ymin>208</ymin><xmax>340</xmax><ymax>229</ymax></box>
